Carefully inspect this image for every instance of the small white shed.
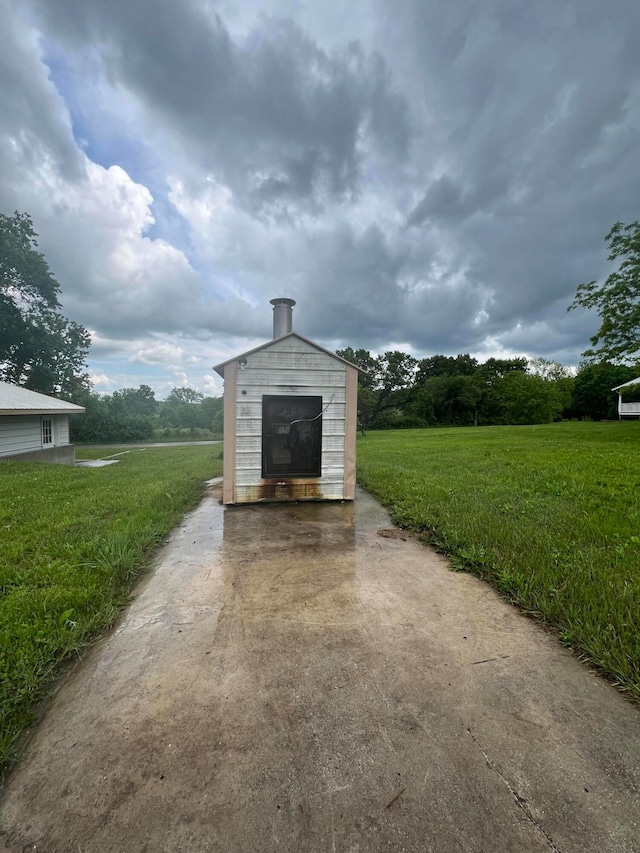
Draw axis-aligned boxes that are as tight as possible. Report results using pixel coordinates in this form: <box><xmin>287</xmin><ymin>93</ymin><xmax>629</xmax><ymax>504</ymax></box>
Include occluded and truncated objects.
<box><xmin>612</xmin><ymin>377</ymin><xmax>640</xmax><ymax>419</ymax></box>
<box><xmin>0</xmin><ymin>381</ymin><xmax>85</xmax><ymax>465</ymax></box>
<box><xmin>213</xmin><ymin>299</ymin><xmax>362</xmax><ymax>505</ymax></box>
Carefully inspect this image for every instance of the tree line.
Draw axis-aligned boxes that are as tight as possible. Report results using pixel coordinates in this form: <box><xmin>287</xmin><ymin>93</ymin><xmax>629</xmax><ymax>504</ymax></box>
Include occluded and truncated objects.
<box><xmin>338</xmin><ymin>350</ymin><xmax>637</xmax><ymax>432</ymax></box>
<box><xmin>70</xmin><ymin>385</ymin><xmax>224</xmax><ymax>443</ymax></box>
<box><xmin>2</xmin><ymin>210</ymin><xmax>639</xmax><ymax>441</ymax></box>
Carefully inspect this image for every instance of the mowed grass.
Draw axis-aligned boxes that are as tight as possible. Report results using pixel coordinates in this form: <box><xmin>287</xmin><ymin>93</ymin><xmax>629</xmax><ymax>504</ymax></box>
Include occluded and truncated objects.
<box><xmin>357</xmin><ymin>422</ymin><xmax>640</xmax><ymax>700</ymax></box>
<box><xmin>0</xmin><ymin>446</ymin><xmax>221</xmax><ymax>773</ymax></box>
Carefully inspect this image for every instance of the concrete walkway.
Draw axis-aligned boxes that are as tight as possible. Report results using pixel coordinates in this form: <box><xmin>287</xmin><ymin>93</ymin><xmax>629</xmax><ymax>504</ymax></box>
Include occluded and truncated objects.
<box><xmin>1</xmin><ymin>484</ymin><xmax>639</xmax><ymax>852</ymax></box>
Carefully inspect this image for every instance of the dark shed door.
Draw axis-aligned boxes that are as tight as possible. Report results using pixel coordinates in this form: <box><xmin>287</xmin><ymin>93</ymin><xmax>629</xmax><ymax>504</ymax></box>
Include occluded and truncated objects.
<box><xmin>262</xmin><ymin>395</ymin><xmax>322</xmax><ymax>478</ymax></box>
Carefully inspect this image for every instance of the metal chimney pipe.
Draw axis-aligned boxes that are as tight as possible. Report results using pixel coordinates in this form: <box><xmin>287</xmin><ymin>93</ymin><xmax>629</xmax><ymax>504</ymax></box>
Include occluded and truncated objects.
<box><xmin>270</xmin><ymin>298</ymin><xmax>296</xmax><ymax>339</ymax></box>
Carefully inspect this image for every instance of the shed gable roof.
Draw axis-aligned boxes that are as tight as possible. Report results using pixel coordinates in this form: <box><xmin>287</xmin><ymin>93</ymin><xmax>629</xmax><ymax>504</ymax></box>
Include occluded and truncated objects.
<box><xmin>0</xmin><ymin>381</ymin><xmax>85</xmax><ymax>416</ymax></box>
<box><xmin>213</xmin><ymin>332</ymin><xmax>366</xmax><ymax>377</ymax></box>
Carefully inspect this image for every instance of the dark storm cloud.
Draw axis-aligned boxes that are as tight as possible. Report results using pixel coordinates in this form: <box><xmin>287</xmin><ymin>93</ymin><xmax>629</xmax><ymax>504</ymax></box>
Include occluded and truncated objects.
<box><xmin>373</xmin><ymin>0</ymin><xmax>640</xmax><ymax>358</ymax></box>
<box><xmin>294</xmin><ymin>223</ymin><xmax>407</xmax><ymax>343</ymax></box>
<box><xmin>406</xmin><ymin>176</ymin><xmax>467</xmax><ymax>228</ymax></box>
<box><xmin>4</xmin><ymin>0</ymin><xmax>640</xmax><ymax>388</ymax></box>
<box><xmin>27</xmin><ymin>0</ymin><xmax>411</xmax><ymax>214</ymax></box>
<box><xmin>0</xmin><ymin>5</ymin><xmax>84</xmax><ymax>185</ymax></box>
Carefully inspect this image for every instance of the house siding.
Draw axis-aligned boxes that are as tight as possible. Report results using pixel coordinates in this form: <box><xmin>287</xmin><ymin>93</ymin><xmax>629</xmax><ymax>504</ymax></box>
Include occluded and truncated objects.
<box><xmin>0</xmin><ymin>414</ymin><xmax>72</xmax><ymax>459</ymax></box>
<box><xmin>0</xmin><ymin>416</ymin><xmax>42</xmax><ymax>457</ymax></box>
<box><xmin>58</xmin><ymin>417</ymin><xmax>70</xmax><ymax>444</ymax></box>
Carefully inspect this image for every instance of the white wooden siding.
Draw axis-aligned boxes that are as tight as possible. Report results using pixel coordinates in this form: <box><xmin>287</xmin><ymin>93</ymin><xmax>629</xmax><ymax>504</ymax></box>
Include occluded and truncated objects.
<box><xmin>620</xmin><ymin>402</ymin><xmax>640</xmax><ymax>414</ymax></box>
<box><xmin>236</xmin><ymin>376</ymin><xmax>346</xmax><ymax>397</ymax></box>
<box><xmin>232</xmin><ymin>336</ymin><xmax>349</xmax><ymax>500</ymax></box>
<box><xmin>0</xmin><ymin>416</ymin><xmax>43</xmax><ymax>457</ymax></box>
<box><xmin>57</xmin><ymin>416</ymin><xmax>70</xmax><ymax>445</ymax></box>
<box><xmin>240</xmin><ymin>351</ymin><xmax>343</xmax><ymax>369</ymax></box>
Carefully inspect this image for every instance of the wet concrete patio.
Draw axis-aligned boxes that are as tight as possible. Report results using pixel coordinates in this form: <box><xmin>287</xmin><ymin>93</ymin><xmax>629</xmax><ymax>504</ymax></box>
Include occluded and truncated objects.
<box><xmin>1</xmin><ymin>482</ymin><xmax>639</xmax><ymax>852</ymax></box>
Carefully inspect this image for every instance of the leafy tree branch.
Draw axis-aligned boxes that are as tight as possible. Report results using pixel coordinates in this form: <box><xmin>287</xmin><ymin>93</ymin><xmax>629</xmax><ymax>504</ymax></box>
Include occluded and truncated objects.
<box><xmin>569</xmin><ymin>220</ymin><xmax>640</xmax><ymax>364</ymax></box>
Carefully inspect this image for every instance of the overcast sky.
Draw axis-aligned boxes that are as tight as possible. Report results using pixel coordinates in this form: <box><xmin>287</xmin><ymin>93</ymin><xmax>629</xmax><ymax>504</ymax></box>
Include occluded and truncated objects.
<box><xmin>2</xmin><ymin>0</ymin><xmax>639</xmax><ymax>398</ymax></box>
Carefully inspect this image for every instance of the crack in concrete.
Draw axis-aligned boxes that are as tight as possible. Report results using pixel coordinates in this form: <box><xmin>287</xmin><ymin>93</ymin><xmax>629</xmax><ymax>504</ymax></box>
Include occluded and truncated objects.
<box><xmin>465</xmin><ymin>728</ymin><xmax>562</xmax><ymax>853</ymax></box>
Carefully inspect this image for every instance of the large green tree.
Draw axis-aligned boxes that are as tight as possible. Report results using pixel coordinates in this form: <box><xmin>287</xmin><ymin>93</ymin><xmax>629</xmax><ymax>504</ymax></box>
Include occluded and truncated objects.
<box><xmin>110</xmin><ymin>385</ymin><xmax>157</xmax><ymax>417</ymax></box>
<box><xmin>413</xmin><ymin>356</ymin><xmax>529</xmax><ymax>426</ymax></box>
<box><xmin>413</xmin><ymin>374</ymin><xmax>482</xmax><ymax>426</ymax></box>
<box><xmin>415</xmin><ymin>353</ymin><xmax>478</xmax><ymax>384</ymax></box>
<box><xmin>570</xmin><ymin>361</ymin><xmax>636</xmax><ymax>420</ymax></box>
<box><xmin>0</xmin><ymin>211</ymin><xmax>90</xmax><ymax>396</ymax></box>
<box><xmin>337</xmin><ymin>348</ymin><xmax>417</xmax><ymax>434</ymax></box>
<box><xmin>569</xmin><ymin>220</ymin><xmax>640</xmax><ymax>363</ymax></box>
<box><xmin>160</xmin><ymin>387</ymin><xmax>207</xmax><ymax>432</ymax></box>
<box><xmin>492</xmin><ymin>372</ymin><xmax>564</xmax><ymax>424</ymax></box>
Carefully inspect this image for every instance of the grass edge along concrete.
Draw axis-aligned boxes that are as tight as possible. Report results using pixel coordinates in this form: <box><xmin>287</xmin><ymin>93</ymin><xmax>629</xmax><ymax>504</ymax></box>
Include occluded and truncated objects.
<box><xmin>0</xmin><ymin>445</ymin><xmax>222</xmax><ymax>777</ymax></box>
<box><xmin>357</xmin><ymin>421</ymin><xmax>640</xmax><ymax>702</ymax></box>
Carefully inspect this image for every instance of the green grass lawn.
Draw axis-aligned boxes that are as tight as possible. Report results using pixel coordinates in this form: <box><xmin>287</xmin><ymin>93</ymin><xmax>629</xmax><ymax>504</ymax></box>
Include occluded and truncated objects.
<box><xmin>0</xmin><ymin>446</ymin><xmax>221</xmax><ymax>773</ymax></box>
<box><xmin>357</xmin><ymin>421</ymin><xmax>640</xmax><ymax>700</ymax></box>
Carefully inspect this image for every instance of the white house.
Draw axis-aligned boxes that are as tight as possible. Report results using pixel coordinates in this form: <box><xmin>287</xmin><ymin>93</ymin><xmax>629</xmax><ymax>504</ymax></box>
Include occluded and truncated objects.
<box><xmin>0</xmin><ymin>381</ymin><xmax>85</xmax><ymax>465</ymax></box>
<box><xmin>213</xmin><ymin>298</ymin><xmax>363</xmax><ymax>505</ymax></box>
<box><xmin>612</xmin><ymin>377</ymin><xmax>640</xmax><ymax>419</ymax></box>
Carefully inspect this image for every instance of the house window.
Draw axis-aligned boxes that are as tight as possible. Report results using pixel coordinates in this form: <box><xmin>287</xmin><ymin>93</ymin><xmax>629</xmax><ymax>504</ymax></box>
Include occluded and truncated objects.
<box><xmin>42</xmin><ymin>419</ymin><xmax>53</xmax><ymax>446</ymax></box>
<box><xmin>262</xmin><ymin>395</ymin><xmax>322</xmax><ymax>478</ymax></box>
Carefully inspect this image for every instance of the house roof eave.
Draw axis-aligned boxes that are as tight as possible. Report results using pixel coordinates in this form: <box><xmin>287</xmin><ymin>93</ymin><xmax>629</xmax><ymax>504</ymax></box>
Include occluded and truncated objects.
<box><xmin>0</xmin><ymin>407</ymin><xmax>86</xmax><ymax>416</ymax></box>
<box><xmin>612</xmin><ymin>376</ymin><xmax>640</xmax><ymax>391</ymax></box>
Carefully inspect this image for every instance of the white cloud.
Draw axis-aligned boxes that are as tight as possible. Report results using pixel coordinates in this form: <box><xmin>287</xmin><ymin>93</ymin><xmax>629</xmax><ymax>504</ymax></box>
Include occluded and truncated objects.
<box><xmin>130</xmin><ymin>343</ymin><xmax>185</xmax><ymax>365</ymax></box>
<box><xmin>88</xmin><ymin>370</ymin><xmax>117</xmax><ymax>391</ymax></box>
<box><xmin>203</xmin><ymin>374</ymin><xmax>223</xmax><ymax>396</ymax></box>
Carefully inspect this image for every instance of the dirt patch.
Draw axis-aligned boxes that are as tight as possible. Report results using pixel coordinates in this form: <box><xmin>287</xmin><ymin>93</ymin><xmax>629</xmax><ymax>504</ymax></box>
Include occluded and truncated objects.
<box><xmin>377</xmin><ymin>527</ymin><xmax>410</xmax><ymax>540</ymax></box>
